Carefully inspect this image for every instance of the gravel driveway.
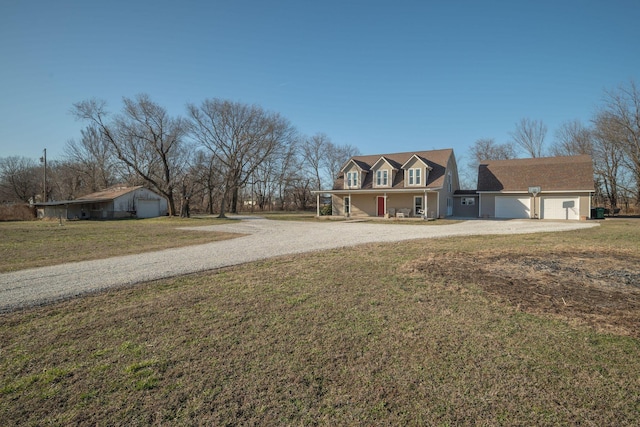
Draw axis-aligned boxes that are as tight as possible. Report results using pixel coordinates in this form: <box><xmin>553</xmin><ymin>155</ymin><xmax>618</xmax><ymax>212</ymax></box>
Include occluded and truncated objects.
<box><xmin>0</xmin><ymin>217</ymin><xmax>598</xmax><ymax>312</ymax></box>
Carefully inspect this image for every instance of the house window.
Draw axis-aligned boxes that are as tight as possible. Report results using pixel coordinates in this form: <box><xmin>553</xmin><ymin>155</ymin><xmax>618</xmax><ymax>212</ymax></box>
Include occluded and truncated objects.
<box><xmin>346</xmin><ymin>172</ymin><xmax>358</xmax><ymax>188</ymax></box>
<box><xmin>408</xmin><ymin>168</ymin><xmax>421</xmax><ymax>185</ymax></box>
<box><xmin>448</xmin><ymin>171</ymin><xmax>452</xmax><ymax>192</ymax></box>
<box><xmin>376</xmin><ymin>170</ymin><xmax>388</xmax><ymax>186</ymax></box>
<box><xmin>414</xmin><ymin>196</ymin><xmax>423</xmax><ymax>216</ymax></box>
<box><xmin>344</xmin><ymin>196</ymin><xmax>350</xmax><ymax>214</ymax></box>
<box><xmin>461</xmin><ymin>197</ymin><xmax>475</xmax><ymax>206</ymax></box>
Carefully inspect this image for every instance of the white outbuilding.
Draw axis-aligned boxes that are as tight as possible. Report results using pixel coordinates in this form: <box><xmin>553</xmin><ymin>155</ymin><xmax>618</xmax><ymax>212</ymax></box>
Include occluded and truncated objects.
<box><xmin>34</xmin><ymin>186</ymin><xmax>168</xmax><ymax>220</ymax></box>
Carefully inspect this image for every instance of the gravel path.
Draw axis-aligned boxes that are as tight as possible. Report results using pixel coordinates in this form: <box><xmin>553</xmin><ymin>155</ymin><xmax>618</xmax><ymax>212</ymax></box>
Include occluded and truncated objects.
<box><xmin>0</xmin><ymin>217</ymin><xmax>598</xmax><ymax>312</ymax></box>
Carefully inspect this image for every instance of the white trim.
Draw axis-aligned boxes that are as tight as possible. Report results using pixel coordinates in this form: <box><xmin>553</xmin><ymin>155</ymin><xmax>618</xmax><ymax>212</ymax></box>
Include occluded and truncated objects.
<box><xmin>540</xmin><ymin>196</ymin><xmax>580</xmax><ymax>220</ymax></box>
<box><xmin>477</xmin><ymin>190</ymin><xmax>592</xmax><ymax>194</ymax></box>
<box><xmin>407</xmin><ymin>167</ymin><xmax>422</xmax><ymax>186</ymax></box>
<box><xmin>371</xmin><ymin>156</ymin><xmax>398</xmax><ymax>171</ymax></box>
<box><xmin>340</xmin><ymin>159</ymin><xmax>365</xmax><ymax>173</ymax></box>
<box><xmin>400</xmin><ymin>154</ymin><xmax>432</xmax><ymax>170</ymax></box>
<box><xmin>495</xmin><ymin>196</ymin><xmax>531</xmax><ymax>219</ymax></box>
<box><xmin>376</xmin><ymin>195</ymin><xmax>386</xmax><ymax>216</ymax></box>
<box><xmin>413</xmin><ymin>195</ymin><xmax>424</xmax><ymax>217</ymax></box>
<box><xmin>319</xmin><ymin>188</ymin><xmax>441</xmax><ymax>195</ymax></box>
<box><xmin>375</xmin><ymin>169</ymin><xmax>390</xmax><ymax>187</ymax></box>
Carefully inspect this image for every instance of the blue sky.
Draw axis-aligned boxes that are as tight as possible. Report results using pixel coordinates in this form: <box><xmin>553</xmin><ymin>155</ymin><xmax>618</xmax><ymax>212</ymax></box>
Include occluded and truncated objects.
<box><xmin>1</xmin><ymin>0</ymin><xmax>638</xmax><ymax>167</ymax></box>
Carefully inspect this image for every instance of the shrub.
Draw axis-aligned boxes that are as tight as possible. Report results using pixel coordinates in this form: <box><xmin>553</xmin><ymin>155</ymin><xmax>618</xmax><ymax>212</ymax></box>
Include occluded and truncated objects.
<box><xmin>320</xmin><ymin>204</ymin><xmax>332</xmax><ymax>216</ymax></box>
<box><xmin>0</xmin><ymin>204</ymin><xmax>36</xmax><ymax>221</ymax></box>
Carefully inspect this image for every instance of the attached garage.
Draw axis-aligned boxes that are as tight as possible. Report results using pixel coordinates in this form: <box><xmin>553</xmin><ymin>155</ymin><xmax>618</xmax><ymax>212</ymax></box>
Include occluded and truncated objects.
<box><xmin>477</xmin><ymin>156</ymin><xmax>595</xmax><ymax>220</ymax></box>
<box><xmin>541</xmin><ymin>197</ymin><xmax>579</xmax><ymax>220</ymax></box>
<box><xmin>495</xmin><ymin>196</ymin><xmax>530</xmax><ymax>219</ymax></box>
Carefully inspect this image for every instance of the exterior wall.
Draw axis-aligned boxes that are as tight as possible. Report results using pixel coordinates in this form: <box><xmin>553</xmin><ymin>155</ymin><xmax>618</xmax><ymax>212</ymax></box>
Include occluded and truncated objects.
<box><xmin>402</xmin><ymin>157</ymin><xmax>428</xmax><ymax>188</ymax></box>
<box><xmin>331</xmin><ymin>192</ymin><xmax>439</xmax><ymax>218</ymax></box>
<box><xmin>480</xmin><ymin>192</ymin><xmax>591</xmax><ymax>219</ymax></box>
<box><xmin>453</xmin><ymin>196</ymin><xmax>479</xmax><ymax>217</ymax></box>
<box><xmin>371</xmin><ymin>162</ymin><xmax>394</xmax><ymax>189</ymax></box>
<box><xmin>349</xmin><ymin>194</ymin><xmax>376</xmax><ymax>217</ymax></box>
<box><xmin>386</xmin><ymin>193</ymin><xmax>415</xmax><ymax>216</ymax></box>
<box><xmin>479</xmin><ymin>193</ymin><xmax>497</xmax><ymax>218</ymax></box>
<box><xmin>331</xmin><ymin>194</ymin><xmax>345</xmax><ymax>216</ymax></box>
<box><xmin>342</xmin><ymin>164</ymin><xmax>365</xmax><ymax>190</ymax></box>
<box><xmin>37</xmin><ymin>188</ymin><xmax>168</xmax><ymax>220</ymax></box>
<box><xmin>578</xmin><ymin>194</ymin><xmax>591</xmax><ymax>218</ymax></box>
<box><xmin>537</xmin><ymin>193</ymin><xmax>591</xmax><ymax>219</ymax></box>
<box><xmin>113</xmin><ymin>188</ymin><xmax>168</xmax><ymax>218</ymax></box>
<box><xmin>443</xmin><ymin>156</ymin><xmax>458</xmax><ymax>217</ymax></box>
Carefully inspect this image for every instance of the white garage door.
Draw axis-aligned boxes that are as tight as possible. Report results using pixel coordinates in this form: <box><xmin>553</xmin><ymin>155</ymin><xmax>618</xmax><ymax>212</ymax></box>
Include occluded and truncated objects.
<box><xmin>541</xmin><ymin>197</ymin><xmax>579</xmax><ymax>220</ymax></box>
<box><xmin>495</xmin><ymin>196</ymin><xmax>531</xmax><ymax>219</ymax></box>
<box><xmin>137</xmin><ymin>199</ymin><xmax>160</xmax><ymax>218</ymax></box>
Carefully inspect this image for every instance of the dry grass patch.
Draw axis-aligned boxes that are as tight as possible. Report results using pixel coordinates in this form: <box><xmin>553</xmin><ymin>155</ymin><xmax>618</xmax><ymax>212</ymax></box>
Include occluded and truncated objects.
<box><xmin>1</xmin><ymin>220</ymin><xmax>639</xmax><ymax>425</ymax></box>
<box><xmin>0</xmin><ymin>216</ymin><xmax>241</xmax><ymax>272</ymax></box>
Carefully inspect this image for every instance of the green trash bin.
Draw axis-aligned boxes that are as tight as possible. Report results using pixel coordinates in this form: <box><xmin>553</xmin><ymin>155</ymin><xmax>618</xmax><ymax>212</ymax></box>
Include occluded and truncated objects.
<box><xmin>595</xmin><ymin>207</ymin><xmax>605</xmax><ymax>219</ymax></box>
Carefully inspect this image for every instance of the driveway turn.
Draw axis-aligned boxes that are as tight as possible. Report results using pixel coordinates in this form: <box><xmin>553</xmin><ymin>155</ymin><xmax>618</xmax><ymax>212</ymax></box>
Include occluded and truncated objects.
<box><xmin>0</xmin><ymin>218</ymin><xmax>598</xmax><ymax>312</ymax></box>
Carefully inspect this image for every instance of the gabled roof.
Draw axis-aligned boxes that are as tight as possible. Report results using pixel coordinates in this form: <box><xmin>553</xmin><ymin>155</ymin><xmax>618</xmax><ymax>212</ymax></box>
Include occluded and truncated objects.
<box><xmin>34</xmin><ymin>186</ymin><xmax>145</xmax><ymax>206</ymax></box>
<box><xmin>340</xmin><ymin>158</ymin><xmax>369</xmax><ymax>172</ymax></box>
<box><xmin>477</xmin><ymin>155</ymin><xmax>594</xmax><ymax>192</ymax></box>
<box><xmin>371</xmin><ymin>156</ymin><xmax>401</xmax><ymax>170</ymax></box>
<box><xmin>333</xmin><ymin>148</ymin><xmax>454</xmax><ymax>190</ymax></box>
<box><xmin>401</xmin><ymin>154</ymin><xmax>433</xmax><ymax>170</ymax></box>
<box><xmin>79</xmin><ymin>186</ymin><xmax>144</xmax><ymax>201</ymax></box>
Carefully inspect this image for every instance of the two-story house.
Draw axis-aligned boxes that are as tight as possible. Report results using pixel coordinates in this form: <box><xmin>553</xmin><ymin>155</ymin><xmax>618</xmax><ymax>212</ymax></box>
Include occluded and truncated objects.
<box><xmin>319</xmin><ymin>149</ymin><xmax>459</xmax><ymax>219</ymax></box>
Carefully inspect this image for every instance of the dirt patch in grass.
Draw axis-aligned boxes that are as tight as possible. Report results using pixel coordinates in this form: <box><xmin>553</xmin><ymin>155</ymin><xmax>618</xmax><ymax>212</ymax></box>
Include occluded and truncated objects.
<box><xmin>1</xmin><ymin>220</ymin><xmax>639</xmax><ymax>425</ymax></box>
<box><xmin>403</xmin><ymin>250</ymin><xmax>640</xmax><ymax>337</ymax></box>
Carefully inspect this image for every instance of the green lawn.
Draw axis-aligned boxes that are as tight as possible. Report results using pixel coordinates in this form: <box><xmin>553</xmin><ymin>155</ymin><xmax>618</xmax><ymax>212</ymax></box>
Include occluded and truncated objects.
<box><xmin>0</xmin><ymin>219</ymin><xmax>638</xmax><ymax>425</ymax></box>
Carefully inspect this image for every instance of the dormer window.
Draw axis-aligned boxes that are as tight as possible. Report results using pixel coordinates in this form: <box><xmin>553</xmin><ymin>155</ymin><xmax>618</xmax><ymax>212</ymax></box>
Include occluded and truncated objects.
<box><xmin>346</xmin><ymin>171</ymin><xmax>359</xmax><ymax>188</ymax></box>
<box><xmin>376</xmin><ymin>170</ymin><xmax>389</xmax><ymax>186</ymax></box>
<box><xmin>408</xmin><ymin>168</ymin><xmax>421</xmax><ymax>185</ymax></box>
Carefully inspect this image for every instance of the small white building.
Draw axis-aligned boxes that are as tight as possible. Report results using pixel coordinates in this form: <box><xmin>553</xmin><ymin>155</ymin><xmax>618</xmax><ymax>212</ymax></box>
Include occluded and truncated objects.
<box><xmin>34</xmin><ymin>186</ymin><xmax>168</xmax><ymax>220</ymax></box>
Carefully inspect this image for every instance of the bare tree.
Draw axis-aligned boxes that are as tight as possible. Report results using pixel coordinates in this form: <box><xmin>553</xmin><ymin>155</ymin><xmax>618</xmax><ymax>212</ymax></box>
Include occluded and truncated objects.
<box><xmin>252</xmin><ymin>136</ymin><xmax>299</xmax><ymax>211</ymax></box>
<box><xmin>465</xmin><ymin>138</ymin><xmax>516</xmax><ymax>187</ymax></box>
<box><xmin>592</xmin><ymin>112</ymin><xmax>626</xmax><ymax>209</ymax></box>
<box><xmin>73</xmin><ymin>95</ymin><xmax>190</xmax><ymax>216</ymax></box>
<box><xmin>600</xmin><ymin>80</ymin><xmax>640</xmax><ymax>203</ymax></box>
<box><xmin>187</xmin><ymin>99</ymin><xmax>296</xmax><ymax>218</ymax></box>
<box><xmin>0</xmin><ymin>156</ymin><xmax>39</xmax><ymax>202</ymax></box>
<box><xmin>64</xmin><ymin>125</ymin><xmax>118</xmax><ymax>193</ymax></box>
<box><xmin>301</xmin><ymin>133</ymin><xmax>330</xmax><ymax>191</ymax></box>
<box><xmin>325</xmin><ymin>142</ymin><xmax>360</xmax><ymax>188</ymax></box>
<box><xmin>551</xmin><ymin>119</ymin><xmax>593</xmax><ymax>157</ymax></box>
<box><xmin>510</xmin><ymin>118</ymin><xmax>547</xmax><ymax>158</ymax></box>
<box><xmin>470</xmin><ymin>138</ymin><xmax>517</xmax><ymax>163</ymax></box>
<box><xmin>189</xmin><ymin>150</ymin><xmax>223</xmax><ymax>214</ymax></box>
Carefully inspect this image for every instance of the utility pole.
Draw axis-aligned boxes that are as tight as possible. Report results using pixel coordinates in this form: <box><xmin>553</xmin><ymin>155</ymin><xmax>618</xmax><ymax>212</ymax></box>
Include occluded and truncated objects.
<box><xmin>40</xmin><ymin>148</ymin><xmax>47</xmax><ymax>202</ymax></box>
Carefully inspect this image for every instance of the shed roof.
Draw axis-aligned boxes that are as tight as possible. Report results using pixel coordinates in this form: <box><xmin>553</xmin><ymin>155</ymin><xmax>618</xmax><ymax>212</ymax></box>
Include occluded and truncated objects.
<box><xmin>477</xmin><ymin>155</ymin><xmax>594</xmax><ymax>192</ymax></box>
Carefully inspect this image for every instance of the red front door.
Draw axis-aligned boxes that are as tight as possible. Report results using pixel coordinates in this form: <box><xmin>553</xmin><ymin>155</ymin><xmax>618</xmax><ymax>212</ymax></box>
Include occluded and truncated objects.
<box><xmin>377</xmin><ymin>197</ymin><xmax>385</xmax><ymax>216</ymax></box>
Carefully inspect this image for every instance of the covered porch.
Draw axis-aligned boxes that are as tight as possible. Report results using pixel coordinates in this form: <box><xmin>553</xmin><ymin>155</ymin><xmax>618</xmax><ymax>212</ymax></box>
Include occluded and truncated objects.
<box><xmin>315</xmin><ymin>190</ymin><xmax>440</xmax><ymax>219</ymax></box>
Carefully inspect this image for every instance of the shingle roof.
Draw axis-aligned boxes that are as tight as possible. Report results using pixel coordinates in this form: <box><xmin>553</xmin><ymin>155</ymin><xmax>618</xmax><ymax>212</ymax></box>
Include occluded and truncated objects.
<box><xmin>477</xmin><ymin>155</ymin><xmax>594</xmax><ymax>192</ymax></box>
<box><xmin>79</xmin><ymin>186</ymin><xmax>144</xmax><ymax>201</ymax></box>
<box><xmin>33</xmin><ymin>186</ymin><xmax>144</xmax><ymax>206</ymax></box>
<box><xmin>333</xmin><ymin>149</ymin><xmax>453</xmax><ymax>190</ymax></box>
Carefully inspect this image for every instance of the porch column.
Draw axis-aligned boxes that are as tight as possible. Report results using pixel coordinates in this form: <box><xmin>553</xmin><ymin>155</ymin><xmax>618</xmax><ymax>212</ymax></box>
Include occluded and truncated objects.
<box><xmin>423</xmin><ymin>190</ymin><xmax>427</xmax><ymax>218</ymax></box>
<box><xmin>348</xmin><ymin>192</ymin><xmax>351</xmax><ymax>217</ymax></box>
<box><xmin>316</xmin><ymin>193</ymin><xmax>320</xmax><ymax>217</ymax></box>
<box><xmin>384</xmin><ymin>192</ymin><xmax>387</xmax><ymax>215</ymax></box>
<box><xmin>436</xmin><ymin>192</ymin><xmax>440</xmax><ymax>219</ymax></box>
<box><xmin>425</xmin><ymin>190</ymin><xmax>429</xmax><ymax>217</ymax></box>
